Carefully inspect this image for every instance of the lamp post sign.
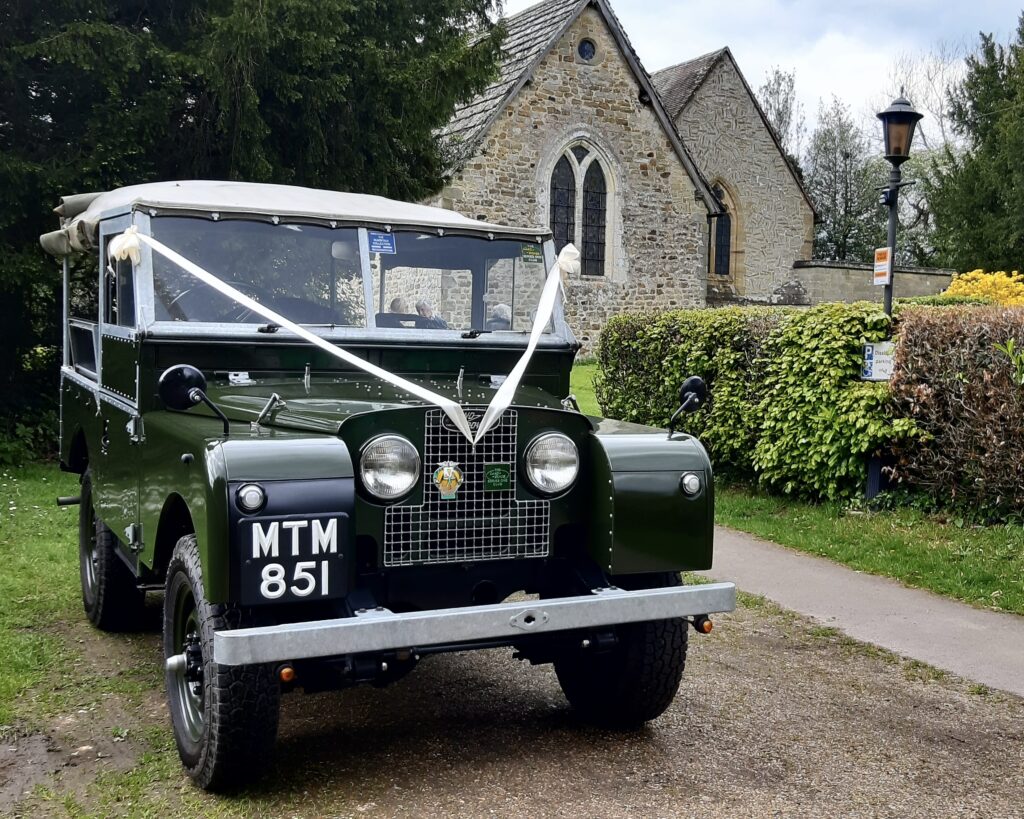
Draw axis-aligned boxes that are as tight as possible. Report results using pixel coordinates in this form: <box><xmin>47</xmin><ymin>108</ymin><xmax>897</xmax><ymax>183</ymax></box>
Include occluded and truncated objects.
<box><xmin>873</xmin><ymin>247</ymin><xmax>892</xmax><ymax>286</ymax></box>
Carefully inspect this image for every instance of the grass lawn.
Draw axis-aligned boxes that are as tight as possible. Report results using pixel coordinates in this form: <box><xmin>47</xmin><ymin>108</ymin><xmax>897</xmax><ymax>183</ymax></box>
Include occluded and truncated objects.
<box><xmin>570</xmin><ymin>362</ymin><xmax>1024</xmax><ymax>617</ymax></box>
<box><xmin>716</xmin><ymin>488</ymin><xmax>1024</xmax><ymax>616</ymax></box>
<box><xmin>569</xmin><ymin>362</ymin><xmax>600</xmax><ymax>416</ymax></box>
<box><xmin>0</xmin><ymin>463</ymin><xmax>80</xmax><ymax>725</ymax></box>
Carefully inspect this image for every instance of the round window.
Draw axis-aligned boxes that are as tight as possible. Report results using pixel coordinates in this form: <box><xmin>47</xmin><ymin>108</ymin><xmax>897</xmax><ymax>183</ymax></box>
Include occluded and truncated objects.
<box><xmin>577</xmin><ymin>39</ymin><xmax>597</xmax><ymax>61</ymax></box>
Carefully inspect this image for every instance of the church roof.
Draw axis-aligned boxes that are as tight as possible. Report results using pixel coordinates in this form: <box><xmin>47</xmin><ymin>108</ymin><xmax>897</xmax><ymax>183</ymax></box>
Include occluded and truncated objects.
<box><xmin>443</xmin><ymin>0</ymin><xmax>722</xmax><ymax>215</ymax></box>
<box><xmin>444</xmin><ymin>0</ymin><xmax>584</xmax><ymax>154</ymax></box>
<box><xmin>653</xmin><ymin>47</ymin><xmax>818</xmax><ymax>220</ymax></box>
<box><xmin>651</xmin><ymin>48</ymin><xmax>729</xmax><ymax>119</ymax></box>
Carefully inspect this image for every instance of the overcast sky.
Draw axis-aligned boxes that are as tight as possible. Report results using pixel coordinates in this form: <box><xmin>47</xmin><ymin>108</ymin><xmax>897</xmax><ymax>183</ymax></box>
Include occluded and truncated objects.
<box><xmin>501</xmin><ymin>0</ymin><xmax>1020</xmax><ymax>139</ymax></box>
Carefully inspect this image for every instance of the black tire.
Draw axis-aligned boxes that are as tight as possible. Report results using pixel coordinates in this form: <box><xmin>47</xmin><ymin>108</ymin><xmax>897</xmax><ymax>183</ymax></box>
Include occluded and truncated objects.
<box><xmin>554</xmin><ymin>572</ymin><xmax>688</xmax><ymax>730</ymax></box>
<box><xmin>164</xmin><ymin>534</ymin><xmax>280</xmax><ymax>791</ymax></box>
<box><xmin>78</xmin><ymin>469</ymin><xmax>144</xmax><ymax>631</ymax></box>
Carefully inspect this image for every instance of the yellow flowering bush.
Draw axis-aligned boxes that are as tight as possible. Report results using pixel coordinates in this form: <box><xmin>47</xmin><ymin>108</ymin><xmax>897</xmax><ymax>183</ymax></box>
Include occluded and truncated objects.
<box><xmin>943</xmin><ymin>269</ymin><xmax>1024</xmax><ymax>306</ymax></box>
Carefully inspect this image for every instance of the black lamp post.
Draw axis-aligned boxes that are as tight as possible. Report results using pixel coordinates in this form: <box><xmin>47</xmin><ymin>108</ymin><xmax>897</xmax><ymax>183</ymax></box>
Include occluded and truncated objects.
<box><xmin>877</xmin><ymin>94</ymin><xmax>924</xmax><ymax>315</ymax></box>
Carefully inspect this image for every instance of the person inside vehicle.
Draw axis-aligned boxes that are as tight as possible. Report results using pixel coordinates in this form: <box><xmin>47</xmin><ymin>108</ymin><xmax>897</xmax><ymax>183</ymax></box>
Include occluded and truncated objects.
<box><xmin>415</xmin><ymin>300</ymin><xmax>448</xmax><ymax>329</ymax></box>
<box><xmin>485</xmin><ymin>303</ymin><xmax>512</xmax><ymax>331</ymax></box>
<box><xmin>389</xmin><ymin>297</ymin><xmax>408</xmax><ymax>314</ymax></box>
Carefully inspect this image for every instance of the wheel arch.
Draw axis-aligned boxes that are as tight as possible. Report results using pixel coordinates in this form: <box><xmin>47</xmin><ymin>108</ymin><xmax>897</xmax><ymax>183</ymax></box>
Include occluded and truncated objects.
<box><xmin>153</xmin><ymin>493</ymin><xmax>196</xmax><ymax>582</ymax></box>
<box><xmin>67</xmin><ymin>427</ymin><xmax>89</xmax><ymax>474</ymax></box>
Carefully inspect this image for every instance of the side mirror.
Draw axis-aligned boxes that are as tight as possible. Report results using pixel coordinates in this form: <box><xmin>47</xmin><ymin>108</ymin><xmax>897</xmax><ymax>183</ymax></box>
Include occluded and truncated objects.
<box><xmin>668</xmin><ymin>375</ymin><xmax>709</xmax><ymax>437</ymax></box>
<box><xmin>158</xmin><ymin>364</ymin><xmax>207</xmax><ymax>411</ymax></box>
<box><xmin>158</xmin><ymin>364</ymin><xmax>230</xmax><ymax>436</ymax></box>
<box><xmin>678</xmin><ymin>375</ymin><xmax>708</xmax><ymax>413</ymax></box>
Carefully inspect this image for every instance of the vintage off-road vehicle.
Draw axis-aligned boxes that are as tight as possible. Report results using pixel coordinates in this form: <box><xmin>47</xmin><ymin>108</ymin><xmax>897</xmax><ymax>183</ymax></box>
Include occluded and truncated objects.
<box><xmin>42</xmin><ymin>181</ymin><xmax>735</xmax><ymax>790</ymax></box>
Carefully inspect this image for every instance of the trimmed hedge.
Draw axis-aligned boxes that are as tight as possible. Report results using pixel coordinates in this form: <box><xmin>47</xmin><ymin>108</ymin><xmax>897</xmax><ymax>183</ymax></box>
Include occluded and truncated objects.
<box><xmin>597</xmin><ymin>303</ymin><xmax>917</xmax><ymax>500</ymax></box>
<box><xmin>595</xmin><ymin>307</ymin><xmax>784</xmax><ymax>476</ymax></box>
<box><xmin>890</xmin><ymin>307</ymin><xmax>1024</xmax><ymax>515</ymax></box>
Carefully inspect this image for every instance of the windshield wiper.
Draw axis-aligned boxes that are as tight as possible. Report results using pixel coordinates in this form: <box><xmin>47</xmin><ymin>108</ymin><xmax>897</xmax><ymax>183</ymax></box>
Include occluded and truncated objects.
<box><xmin>257</xmin><ymin>323</ymin><xmax>280</xmax><ymax>334</ymax></box>
<box><xmin>461</xmin><ymin>328</ymin><xmax>492</xmax><ymax>339</ymax></box>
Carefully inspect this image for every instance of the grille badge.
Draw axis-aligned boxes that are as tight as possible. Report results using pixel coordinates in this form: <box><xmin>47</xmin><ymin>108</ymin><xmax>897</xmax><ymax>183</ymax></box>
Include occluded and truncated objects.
<box><xmin>432</xmin><ymin>461</ymin><xmax>465</xmax><ymax>500</ymax></box>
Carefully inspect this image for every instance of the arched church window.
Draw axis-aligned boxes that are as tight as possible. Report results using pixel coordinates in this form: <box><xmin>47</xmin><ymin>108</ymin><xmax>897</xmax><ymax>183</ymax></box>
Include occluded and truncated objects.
<box><xmin>548</xmin><ymin>142</ymin><xmax>613</xmax><ymax>276</ymax></box>
<box><xmin>712</xmin><ymin>185</ymin><xmax>732</xmax><ymax>278</ymax></box>
<box><xmin>549</xmin><ymin>155</ymin><xmax>576</xmax><ymax>254</ymax></box>
<box><xmin>582</xmin><ymin>162</ymin><xmax>607</xmax><ymax>277</ymax></box>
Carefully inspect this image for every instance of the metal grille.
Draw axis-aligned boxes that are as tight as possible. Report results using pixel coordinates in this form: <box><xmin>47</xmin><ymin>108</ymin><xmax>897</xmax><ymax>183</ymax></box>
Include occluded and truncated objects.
<box><xmin>384</xmin><ymin>409</ymin><xmax>550</xmax><ymax>566</ymax></box>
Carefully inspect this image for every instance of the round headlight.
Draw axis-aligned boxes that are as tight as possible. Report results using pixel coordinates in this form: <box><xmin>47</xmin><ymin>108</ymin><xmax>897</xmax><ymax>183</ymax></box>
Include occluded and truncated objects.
<box><xmin>236</xmin><ymin>483</ymin><xmax>266</xmax><ymax>513</ymax></box>
<box><xmin>360</xmin><ymin>435</ymin><xmax>421</xmax><ymax>500</ymax></box>
<box><xmin>524</xmin><ymin>433</ymin><xmax>579</xmax><ymax>495</ymax></box>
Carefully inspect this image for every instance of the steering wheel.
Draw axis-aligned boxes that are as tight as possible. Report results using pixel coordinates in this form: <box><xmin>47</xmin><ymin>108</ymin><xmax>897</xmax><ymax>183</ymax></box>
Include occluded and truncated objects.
<box><xmin>168</xmin><ymin>281</ymin><xmax>271</xmax><ymax>323</ymax></box>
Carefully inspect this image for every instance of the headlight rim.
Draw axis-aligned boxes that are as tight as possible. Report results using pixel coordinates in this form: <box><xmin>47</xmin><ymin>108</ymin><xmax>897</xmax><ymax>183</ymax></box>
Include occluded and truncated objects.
<box><xmin>523</xmin><ymin>432</ymin><xmax>579</xmax><ymax>496</ymax></box>
<box><xmin>359</xmin><ymin>433</ymin><xmax>421</xmax><ymax>502</ymax></box>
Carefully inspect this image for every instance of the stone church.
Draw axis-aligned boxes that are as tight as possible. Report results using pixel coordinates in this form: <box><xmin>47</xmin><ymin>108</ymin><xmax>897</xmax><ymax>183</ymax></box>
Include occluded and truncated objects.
<box><xmin>426</xmin><ymin>0</ymin><xmax>818</xmax><ymax>349</ymax></box>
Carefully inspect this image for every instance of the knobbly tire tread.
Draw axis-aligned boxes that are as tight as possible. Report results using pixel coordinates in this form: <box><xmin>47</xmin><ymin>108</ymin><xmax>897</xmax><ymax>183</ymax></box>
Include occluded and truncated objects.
<box><xmin>79</xmin><ymin>470</ymin><xmax>144</xmax><ymax>631</ymax></box>
<box><xmin>164</xmin><ymin>534</ymin><xmax>280</xmax><ymax>791</ymax></box>
<box><xmin>554</xmin><ymin>571</ymin><xmax>688</xmax><ymax>730</ymax></box>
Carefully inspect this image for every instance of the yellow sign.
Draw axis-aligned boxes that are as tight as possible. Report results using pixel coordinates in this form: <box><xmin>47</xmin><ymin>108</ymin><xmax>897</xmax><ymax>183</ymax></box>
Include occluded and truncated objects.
<box><xmin>873</xmin><ymin>247</ymin><xmax>892</xmax><ymax>286</ymax></box>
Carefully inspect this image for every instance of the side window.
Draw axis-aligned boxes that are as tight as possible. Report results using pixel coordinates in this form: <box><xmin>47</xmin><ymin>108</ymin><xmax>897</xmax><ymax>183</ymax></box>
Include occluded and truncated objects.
<box><xmin>103</xmin><ymin>256</ymin><xmax>136</xmax><ymax>327</ymax></box>
<box><xmin>67</xmin><ymin>254</ymin><xmax>100</xmax><ymax>376</ymax></box>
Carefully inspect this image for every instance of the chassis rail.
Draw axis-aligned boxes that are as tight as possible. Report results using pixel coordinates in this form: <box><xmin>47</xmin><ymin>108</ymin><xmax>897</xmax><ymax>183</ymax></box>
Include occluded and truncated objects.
<box><xmin>213</xmin><ymin>581</ymin><xmax>737</xmax><ymax>666</ymax></box>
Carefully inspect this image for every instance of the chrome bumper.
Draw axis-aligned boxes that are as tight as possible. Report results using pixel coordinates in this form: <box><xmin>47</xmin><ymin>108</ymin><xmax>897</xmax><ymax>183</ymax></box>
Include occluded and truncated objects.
<box><xmin>213</xmin><ymin>582</ymin><xmax>736</xmax><ymax>666</ymax></box>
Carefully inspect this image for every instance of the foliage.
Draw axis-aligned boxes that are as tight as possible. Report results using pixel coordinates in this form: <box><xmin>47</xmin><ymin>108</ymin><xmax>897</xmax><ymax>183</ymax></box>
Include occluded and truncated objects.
<box><xmin>803</xmin><ymin>98</ymin><xmax>887</xmax><ymax>263</ymax></box>
<box><xmin>752</xmin><ymin>303</ymin><xmax>917</xmax><ymax>500</ymax></box>
<box><xmin>896</xmin><ymin>294</ymin><xmax>994</xmax><ymax>307</ymax></box>
<box><xmin>890</xmin><ymin>307</ymin><xmax>1024</xmax><ymax>517</ymax></box>
<box><xmin>596</xmin><ymin>303</ymin><xmax>915</xmax><ymax>498</ymax></box>
<box><xmin>927</xmin><ymin>14</ymin><xmax>1024</xmax><ymax>272</ymax></box>
<box><xmin>596</xmin><ymin>308</ymin><xmax>785</xmax><ymax>477</ymax></box>
<box><xmin>0</xmin><ymin>0</ymin><xmax>504</xmax><ymax>460</ymax></box>
<box><xmin>756</xmin><ymin>66</ymin><xmax>806</xmax><ymax>168</ymax></box>
<box><xmin>943</xmin><ymin>269</ymin><xmax>1024</xmax><ymax>306</ymax></box>
<box><xmin>994</xmin><ymin>337</ymin><xmax>1024</xmax><ymax>387</ymax></box>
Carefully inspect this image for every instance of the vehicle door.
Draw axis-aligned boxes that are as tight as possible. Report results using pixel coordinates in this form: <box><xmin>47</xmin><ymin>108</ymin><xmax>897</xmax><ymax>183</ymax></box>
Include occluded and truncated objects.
<box><xmin>91</xmin><ymin>214</ymin><xmax>144</xmax><ymax>558</ymax></box>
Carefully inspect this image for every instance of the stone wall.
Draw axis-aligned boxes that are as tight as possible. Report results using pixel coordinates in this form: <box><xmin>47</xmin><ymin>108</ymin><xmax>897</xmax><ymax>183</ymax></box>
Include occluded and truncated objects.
<box><xmin>786</xmin><ymin>260</ymin><xmax>953</xmax><ymax>305</ymax></box>
<box><xmin>673</xmin><ymin>55</ymin><xmax>814</xmax><ymax>301</ymax></box>
<box><xmin>426</xmin><ymin>6</ymin><xmax>708</xmax><ymax>353</ymax></box>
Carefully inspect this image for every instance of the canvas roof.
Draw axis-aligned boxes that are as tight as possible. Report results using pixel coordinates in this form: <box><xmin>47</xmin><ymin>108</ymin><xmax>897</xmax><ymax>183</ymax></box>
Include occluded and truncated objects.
<box><xmin>41</xmin><ymin>180</ymin><xmax>547</xmax><ymax>257</ymax></box>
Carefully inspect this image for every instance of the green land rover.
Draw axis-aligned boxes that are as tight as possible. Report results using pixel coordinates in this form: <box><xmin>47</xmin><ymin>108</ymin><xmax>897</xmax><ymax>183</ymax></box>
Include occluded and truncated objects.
<box><xmin>41</xmin><ymin>181</ymin><xmax>735</xmax><ymax>790</ymax></box>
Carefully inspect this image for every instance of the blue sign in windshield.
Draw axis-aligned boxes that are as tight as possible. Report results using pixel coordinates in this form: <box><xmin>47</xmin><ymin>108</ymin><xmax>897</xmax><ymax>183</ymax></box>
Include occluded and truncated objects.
<box><xmin>368</xmin><ymin>231</ymin><xmax>397</xmax><ymax>254</ymax></box>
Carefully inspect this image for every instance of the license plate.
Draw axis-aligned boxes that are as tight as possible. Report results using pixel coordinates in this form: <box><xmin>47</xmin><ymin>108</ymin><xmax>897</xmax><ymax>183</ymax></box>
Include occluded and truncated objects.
<box><xmin>239</xmin><ymin>515</ymin><xmax>346</xmax><ymax>605</ymax></box>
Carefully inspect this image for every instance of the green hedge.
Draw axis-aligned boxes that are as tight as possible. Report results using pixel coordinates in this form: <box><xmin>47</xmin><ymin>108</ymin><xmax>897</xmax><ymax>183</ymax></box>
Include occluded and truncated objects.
<box><xmin>597</xmin><ymin>303</ymin><xmax>917</xmax><ymax>500</ymax></box>
<box><xmin>595</xmin><ymin>307</ymin><xmax>784</xmax><ymax>476</ymax></box>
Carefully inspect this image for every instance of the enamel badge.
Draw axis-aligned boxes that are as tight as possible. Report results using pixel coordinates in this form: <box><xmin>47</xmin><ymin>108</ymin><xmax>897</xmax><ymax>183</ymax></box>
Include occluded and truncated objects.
<box><xmin>432</xmin><ymin>461</ymin><xmax>464</xmax><ymax>500</ymax></box>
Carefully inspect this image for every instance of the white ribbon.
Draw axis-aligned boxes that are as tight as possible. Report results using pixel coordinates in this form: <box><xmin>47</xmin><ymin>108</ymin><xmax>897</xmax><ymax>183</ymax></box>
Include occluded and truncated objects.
<box><xmin>110</xmin><ymin>225</ymin><xmax>577</xmax><ymax>446</ymax></box>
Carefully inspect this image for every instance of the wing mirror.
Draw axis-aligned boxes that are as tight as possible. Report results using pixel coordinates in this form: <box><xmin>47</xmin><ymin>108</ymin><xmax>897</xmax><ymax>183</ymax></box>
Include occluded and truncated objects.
<box><xmin>158</xmin><ymin>365</ymin><xmax>229</xmax><ymax>435</ymax></box>
<box><xmin>667</xmin><ymin>375</ymin><xmax>708</xmax><ymax>437</ymax></box>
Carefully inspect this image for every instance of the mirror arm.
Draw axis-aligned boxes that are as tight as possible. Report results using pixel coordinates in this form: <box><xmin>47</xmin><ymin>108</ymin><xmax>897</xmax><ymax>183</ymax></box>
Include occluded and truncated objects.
<box><xmin>189</xmin><ymin>388</ymin><xmax>230</xmax><ymax>436</ymax></box>
<box><xmin>666</xmin><ymin>405</ymin><xmax>685</xmax><ymax>438</ymax></box>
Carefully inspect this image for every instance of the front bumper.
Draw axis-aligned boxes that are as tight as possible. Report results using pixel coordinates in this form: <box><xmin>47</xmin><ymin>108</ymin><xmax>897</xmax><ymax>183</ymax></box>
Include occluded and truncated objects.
<box><xmin>213</xmin><ymin>581</ymin><xmax>737</xmax><ymax>666</ymax></box>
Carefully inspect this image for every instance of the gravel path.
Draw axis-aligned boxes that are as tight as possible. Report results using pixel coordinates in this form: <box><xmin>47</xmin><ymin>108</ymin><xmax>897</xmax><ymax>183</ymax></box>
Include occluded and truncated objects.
<box><xmin>7</xmin><ymin>600</ymin><xmax>1023</xmax><ymax>818</ymax></box>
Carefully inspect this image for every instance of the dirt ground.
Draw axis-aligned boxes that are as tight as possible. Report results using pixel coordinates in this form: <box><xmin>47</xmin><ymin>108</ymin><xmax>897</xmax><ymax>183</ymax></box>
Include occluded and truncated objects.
<box><xmin>3</xmin><ymin>599</ymin><xmax>1023</xmax><ymax>819</ymax></box>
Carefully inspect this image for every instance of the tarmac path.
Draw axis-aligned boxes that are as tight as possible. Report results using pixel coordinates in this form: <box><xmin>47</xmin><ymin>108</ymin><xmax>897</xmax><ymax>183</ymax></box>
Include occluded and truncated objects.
<box><xmin>705</xmin><ymin>527</ymin><xmax>1024</xmax><ymax>697</ymax></box>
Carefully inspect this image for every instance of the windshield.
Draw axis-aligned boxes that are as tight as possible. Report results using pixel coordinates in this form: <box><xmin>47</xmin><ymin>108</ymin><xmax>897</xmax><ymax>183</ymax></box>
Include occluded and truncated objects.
<box><xmin>149</xmin><ymin>217</ymin><xmax>553</xmax><ymax>333</ymax></box>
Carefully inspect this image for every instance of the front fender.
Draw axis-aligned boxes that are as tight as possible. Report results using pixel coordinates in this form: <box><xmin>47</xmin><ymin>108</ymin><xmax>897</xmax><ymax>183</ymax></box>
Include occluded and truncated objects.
<box><xmin>587</xmin><ymin>418</ymin><xmax>713</xmax><ymax>575</ymax></box>
<box><xmin>141</xmin><ymin>411</ymin><xmax>353</xmax><ymax>602</ymax></box>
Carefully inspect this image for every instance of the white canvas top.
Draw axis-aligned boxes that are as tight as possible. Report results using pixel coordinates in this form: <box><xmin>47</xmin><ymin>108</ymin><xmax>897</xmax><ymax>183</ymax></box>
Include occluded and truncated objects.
<box><xmin>82</xmin><ymin>180</ymin><xmax>544</xmax><ymax>235</ymax></box>
<box><xmin>40</xmin><ymin>180</ymin><xmax>549</xmax><ymax>256</ymax></box>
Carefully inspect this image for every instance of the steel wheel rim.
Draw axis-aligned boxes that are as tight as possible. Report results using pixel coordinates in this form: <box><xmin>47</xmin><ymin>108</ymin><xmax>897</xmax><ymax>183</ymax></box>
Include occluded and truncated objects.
<box><xmin>81</xmin><ymin>507</ymin><xmax>98</xmax><ymax>598</ymax></box>
<box><xmin>171</xmin><ymin>582</ymin><xmax>204</xmax><ymax>743</ymax></box>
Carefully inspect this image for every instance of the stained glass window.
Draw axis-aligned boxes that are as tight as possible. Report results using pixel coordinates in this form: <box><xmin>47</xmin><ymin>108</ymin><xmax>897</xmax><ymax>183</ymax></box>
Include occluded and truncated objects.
<box><xmin>582</xmin><ymin>162</ymin><xmax>607</xmax><ymax>276</ymax></box>
<box><xmin>713</xmin><ymin>185</ymin><xmax>731</xmax><ymax>277</ymax></box>
<box><xmin>549</xmin><ymin>155</ymin><xmax>576</xmax><ymax>254</ymax></box>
